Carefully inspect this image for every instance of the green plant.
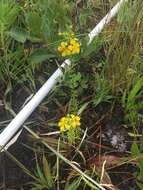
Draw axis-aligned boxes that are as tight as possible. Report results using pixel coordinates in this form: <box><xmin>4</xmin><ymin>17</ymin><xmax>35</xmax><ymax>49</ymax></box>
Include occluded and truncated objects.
<box><xmin>131</xmin><ymin>142</ymin><xmax>143</xmax><ymax>190</ymax></box>
<box><xmin>121</xmin><ymin>77</ymin><xmax>143</xmax><ymax>128</ymax></box>
<box><xmin>0</xmin><ymin>0</ymin><xmax>20</xmax><ymax>82</ymax></box>
<box><xmin>58</xmin><ymin>114</ymin><xmax>81</xmax><ymax>145</ymax></box>
<box><xmin>64</xmin><ymin>177</ymin><xmax>81</xmax><ymax>190</ymax></box>
<box><xmin>104</xmin><ymin>0</ymin><xmax>143</xmax><ymax>94</ymax></box>
<box><xmin>63</xmin><ymin>64</ymin><xmax>88</xmax><ymax>113</ymax></box>
<box><xmin>2</xmin><ymin>1</ymin><xmax>143</xmax><ymax>189</ymax></box>
<box><xmin>31</xmin><ymin>155</ymin><xmax>54</xmax><ymax>190</ymax></box>
<box><xmin>0</xmin><ymin>0</ymin><xmax>19</xmax><ymax>46</ymax></box>
<box><xmin>92</xmin><ymin>73</ymin><xmax>112</xmax><ymax>107</ymax></box>
<box><xmin>0</xmin><ymin>0</ymin><xmax>73</xmax><ymax>85</ymax></box>
<box><xmin>23</xmin><ymin>0</ymin><xmax>72</xmax><ymax>44</ymax></box>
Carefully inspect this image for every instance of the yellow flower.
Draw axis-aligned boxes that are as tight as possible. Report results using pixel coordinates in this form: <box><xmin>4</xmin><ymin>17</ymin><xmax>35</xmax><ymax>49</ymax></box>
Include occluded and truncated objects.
<box><xmin>70</xmin><ymin>38</ymin><xmax>78</xmax><ymax>45</ymax></box>
<box><xmin>58</xmin><ymin>117</ymin><xmax>67</xmax><ymax>132</ymax></box>
<box><xmin>72</xmin><ymin>116</ymin><xmax>81</xmax><ymax>127</ymax></box>
<box><xmin>58</xmin><ymin>46</ymin><xmax>64</xmax><ymax>52</ymax></box>
<box><xmin>61</xmin><ymin>42</ymin><xmax>68</xmax><ymax>47</ymax></box>
<box><xmin>62</xmin><ymin>49</ymin><xmax>71</xmax><ymax>57</ymax></box>
<box><xmin>58</xmin><ymin>114</ymin><xmax>81</xmax><ymax>132</ymax></box>
<box><xmin>57</xmin><ymin>35</ymin><xmax>80</xmax><ymax>57</ymax></box>
<box><xmin>68</xmin><ymin>45</ymin><xmax>73</xmax><ymax>51</ymax></box>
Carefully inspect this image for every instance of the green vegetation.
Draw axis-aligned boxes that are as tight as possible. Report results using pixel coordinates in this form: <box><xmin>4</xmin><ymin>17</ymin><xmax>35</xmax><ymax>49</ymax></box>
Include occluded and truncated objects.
<box><xmin>1</xmin><ymin>0</ymin><xmax>143</xmax><ymax>189</ymax></box>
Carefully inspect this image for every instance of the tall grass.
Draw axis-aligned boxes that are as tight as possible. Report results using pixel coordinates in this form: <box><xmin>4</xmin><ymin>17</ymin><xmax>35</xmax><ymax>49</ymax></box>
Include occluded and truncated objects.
<box><xmin>104</xmin><ymin>0</ymin><xmax>143</xmax><ymax>94</ymax></box>
<box><xmin>0</xmin><ymin>0</ymin><xmax>19</xmax><ymax>82</ymax></box>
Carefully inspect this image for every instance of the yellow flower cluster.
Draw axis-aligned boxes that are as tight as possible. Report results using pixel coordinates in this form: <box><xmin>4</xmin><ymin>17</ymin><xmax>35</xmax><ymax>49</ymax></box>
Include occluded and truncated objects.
<box><xmin>58</xmin><ymin>114</ymin><xmax>81</xmax><ymax>132</ymax></box>
<box><xmin>58</xmin><ymin>38</ymin><xmax>80</xmax><ymax>57</ymax></box>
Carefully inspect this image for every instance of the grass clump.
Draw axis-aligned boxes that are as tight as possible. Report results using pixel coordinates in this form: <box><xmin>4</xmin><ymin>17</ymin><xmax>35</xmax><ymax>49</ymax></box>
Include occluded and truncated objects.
<box><xmin>104</xmin><ymin>0</ymin><xmax>143</xmax><ymax>94</ymax></box>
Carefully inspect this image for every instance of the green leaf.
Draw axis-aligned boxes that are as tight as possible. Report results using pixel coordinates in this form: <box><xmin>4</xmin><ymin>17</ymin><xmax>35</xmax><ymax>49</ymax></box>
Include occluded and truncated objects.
<box><xmin>26</xmin><ymin>12</ymin><xmax>42</xmax><ymax>36</ymax></box>
<box><xmin>43</xmin><ymin>155</ymin><xmax>53</xmax><ymax>188</ymax></box>
<box><xmin>65</xmin><ymin>178</ymin><xmax>80</xmax><ymax>190</ymax></box>
<box><xmin>137</xmin><ymin>182</ymin><xmax>143</xmax><ymax>190</ymax></box>
<box><xmin>35</xmin><ymin>161</ymin><xmax>46</xmax><ymax>184</ymax></box>
<box><xmin>131</xmin><ymin>143</ymin><xmax>143</xmax><ymax>181</ymax></box>
<box><xmin>139</xmin><ymin>160</ymin><xmax>143</xmax><ymax>178</ymax></box>
<box><xmin>29</xmin><ymin>48</ymin><xmax>55</xmax><ymax>64</ymax></box>
<box><xmin>9</xmin><ymin>27</ymin><xmax>29</xmax><ymax>43</ymax></box>
<box><xmin>0</xmin><ymin>1</ymin><xmax>20</xmax><ymax>30</ymax></box>
<box><xmin>77</xmin><ymin>101</ymin><xmax>90</xmax><ymax>115</ymax></box>
<box><xmin>131</xmin><ymin>142</ymin><xmax>140</xmax><ymax>157</ymax></box>
<box><xmin>127</xmin><ymin>78</ymin><xmax>143</xmax><ymax>106</ymax></box>
<box><xmin>121</xmin><ymin>90</ymin><xmax>127</xmax><ymax>108</ymax></box>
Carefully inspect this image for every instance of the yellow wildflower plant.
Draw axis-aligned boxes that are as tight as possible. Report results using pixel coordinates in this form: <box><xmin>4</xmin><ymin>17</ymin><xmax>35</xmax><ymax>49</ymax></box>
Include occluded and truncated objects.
<box><xmin>58</xmin><ymin>114</ymin><xmax>81</xmax><ymax>132</ymax></box>
<box><xmin>58</xmin><ymin>37</ymin><xmax>80</xmax><ymax>57</ymax></box>
<box><xmin>58</xmin><ymin>114</ymin><xmax>81</xmax><ymax>144</ymax></box>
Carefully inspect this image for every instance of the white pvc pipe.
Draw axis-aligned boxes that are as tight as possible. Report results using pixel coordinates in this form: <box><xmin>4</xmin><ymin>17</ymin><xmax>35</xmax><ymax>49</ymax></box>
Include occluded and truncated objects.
<box><xmin>0</xmin><ymin>0</ymin><xmax>127</xmax><ymax>148</ymax></box>
<box><xmin>88</xmin><ymin>0</ymin><xmax>127</xmax><ymax>44</ymax></box>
